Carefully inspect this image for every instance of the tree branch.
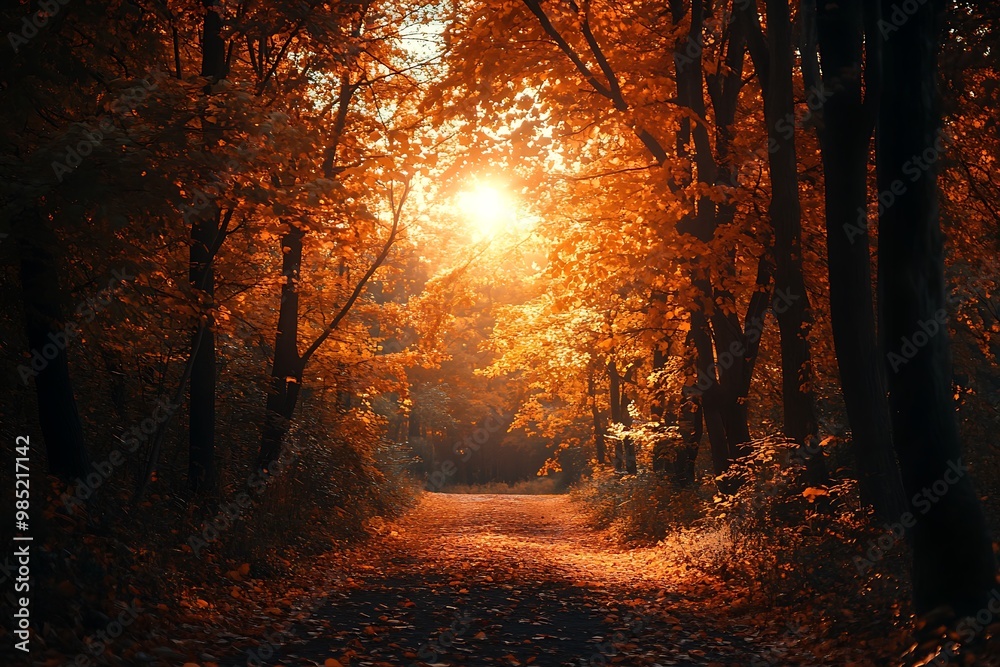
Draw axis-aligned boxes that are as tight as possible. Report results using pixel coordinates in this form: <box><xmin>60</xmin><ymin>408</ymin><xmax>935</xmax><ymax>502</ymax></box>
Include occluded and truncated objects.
<box><xmin>738</xmin><ymin>0</ymin><xmax>770</xmax><ymax>97</ymax></box>
<box><xmin>521</xmin><ymin>0</ymin><xmax>614</xmax><ymax>99</ymax></box>
<box><xmin>300</xmin><ymin>179</ymin><xmax>409</xmax><ymax>365</ymax></box>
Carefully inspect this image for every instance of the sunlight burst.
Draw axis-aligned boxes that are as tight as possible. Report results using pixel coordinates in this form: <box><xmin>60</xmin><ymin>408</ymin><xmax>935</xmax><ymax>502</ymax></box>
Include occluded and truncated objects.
<box><xmin>456</xmin><ymin>183</ymin><xmax>516</xmax><ymax>239</ymax></box>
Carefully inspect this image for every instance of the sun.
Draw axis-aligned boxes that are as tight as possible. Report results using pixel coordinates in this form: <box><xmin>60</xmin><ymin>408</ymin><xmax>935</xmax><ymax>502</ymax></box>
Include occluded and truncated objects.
<box><xmin>456</xmin><ymin>183</ymin><xmax>515</xmax><ymax>239</ymax></box>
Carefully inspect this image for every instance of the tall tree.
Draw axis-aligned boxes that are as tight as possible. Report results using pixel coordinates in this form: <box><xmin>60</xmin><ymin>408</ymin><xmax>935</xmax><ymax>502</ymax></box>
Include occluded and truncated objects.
<box><xmin>742</xmin><ymin>0</ymin><xmax>828</xmax><ymax>484</ymax></box>
<box><xmin>187</xmin><ymin>0</ymin><xmax>230</xmax><ymax>493</ymax></box>
<box><xmin>256</xmin><ymin>184</ymin><xmax>405</xmax><ymax>469</ymax></box>
<box><xmin>801</xmin><ymin>0</ymin><xmax>906</xmax><ymax>518</ymax></box>
<box><xmin>607</xmin><ymin>359</ymin><xmax>638</xmax><ymax>474</ymax></box>
<box><xmin>876</xmin><ymin>0</ymin><xmax>996</xmax><ymax>615</ymax></box>
<box><xmin>16</xmin><ymin>211</ymin><xmax>90</xmax><ymax>479</ymax></box>
<box><xmin>514</xmin><ymin>0</ymin><xmax>765</xmax><ymax>483</ymax></box>
<box><xmin>587</xmin><ymin>358</ymin><xmax>607</xmax><ymax>464</ymax></box>
<box><xmin>607</xmin><ymin>360</ymin><xmax>625</xmax><ymax>471</ymax></box>
<box><xmin>671</xmin><ymin>0</ymin><xmax>752</xmax><ymax>476</ymax></box>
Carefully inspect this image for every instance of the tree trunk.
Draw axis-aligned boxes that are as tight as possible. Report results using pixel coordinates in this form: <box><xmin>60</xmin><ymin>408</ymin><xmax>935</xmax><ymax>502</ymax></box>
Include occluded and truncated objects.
<box><xmin>408</xmin><ymin>410</ymin><xmax>421</xmax><ymax>441</ymax></box>
<box><xmin>254</xmin><ymin>179</ymin><xmax>402</xmax><ymax>470</ymax></box>
<box><xmin>620</xmin><ymin>375</ymin><xmax>637</xmax><ymax>474</ymax></box>
<box><xmin>673</xmin><ymin>393</ymin><xmax>702</xmax><ymax>486</ymax></box>
<box><xmin>17</xmin><ymin>209</ymin><xmax>90</xmax><ymax>479</ymax></box>
<box><xmin>749</xmin><ymin>0</ymin><xmax>828</xmax><ymax>485</ymax></box>
<box><xmin>876</xmin><ymin>0</ymin><xmax>996</xmax><ymax>616</ymax></box>
<box><xmin>703</xmin><ymin>4</ymin><xmax>756</xmax><ymax>462</ymax></box>
<box><xmin>607</xmin><ymin>361</ymin><xmax>625</xmax><ymax>471</ymax></box>
<box><xmin>690</xmin><ymin>311</ymin><xmax>733</xmax><ymax>481</ymax></box>
<box><xmin>187</xmin><ymin>0</ymin><xmax>228</xmax><ymax>493</ymax></box>
<box><xmin>257</xmin><ymin>226</ymin><xmax>305</xmax><ymax>469</ymax></box>
<box><xmin>588</xmin><ymin>366</ymin><xmax>606</xmax><ymax>464</ymax></box>
<box><xmin>675</xmin><ymin>0</ymin><xmax>757</xmax><ymax>470</ymax></box>
<box><xmin>188</xmin><ymin>211</ymin><xmax>219</xmax><ymax>492</ymax></box>
<box><xmin>805</xmin><ymin>0</ymin><xmax>906</xmax><ymax>519</ymax></box>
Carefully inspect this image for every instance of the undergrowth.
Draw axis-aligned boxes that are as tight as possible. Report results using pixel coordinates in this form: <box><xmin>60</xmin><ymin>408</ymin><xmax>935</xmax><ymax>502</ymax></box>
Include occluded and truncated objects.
<box><xmin>0</xmin><ymin>410</ymin><xmax>417</xmax><ymax>660</ymax></box>
<box><xmin>442</xmin><ymin>476</ymin><xmax>563</xmax><ymax>495</ymax></box>
<box><xmin>573</xmin><ymin>435</ymin><xmax>914</xmax><ymax>658</ymax></box>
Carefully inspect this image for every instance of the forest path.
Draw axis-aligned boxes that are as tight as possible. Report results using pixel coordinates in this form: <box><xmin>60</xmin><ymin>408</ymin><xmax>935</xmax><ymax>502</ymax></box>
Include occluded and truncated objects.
<box><xmin>225</xmin><ymin>493</ymin><xmax>784</xmax><ymax>667</ymax></box>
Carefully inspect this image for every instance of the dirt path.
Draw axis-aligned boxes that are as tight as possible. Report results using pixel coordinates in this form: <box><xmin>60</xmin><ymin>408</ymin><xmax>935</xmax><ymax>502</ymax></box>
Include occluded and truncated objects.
<box><xmin>223</xmin><ymin>493</ymin><xmax>782</xmax><ymax>666</ymax></box>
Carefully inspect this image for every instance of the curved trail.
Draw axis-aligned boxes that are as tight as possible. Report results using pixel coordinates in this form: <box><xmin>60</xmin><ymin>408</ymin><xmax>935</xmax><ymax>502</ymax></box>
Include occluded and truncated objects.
<box><xmin>228</xmin><ymin>494</ymin><xmax>779</xmax><ymax>666</ymax></box>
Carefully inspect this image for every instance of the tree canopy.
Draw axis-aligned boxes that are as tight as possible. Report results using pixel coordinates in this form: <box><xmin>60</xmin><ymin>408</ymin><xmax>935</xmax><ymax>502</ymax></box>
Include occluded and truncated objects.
<box><xmin>2</xmin><ymin>0</ymin><xmax>1000</xmax><ymax>664</ymax></box>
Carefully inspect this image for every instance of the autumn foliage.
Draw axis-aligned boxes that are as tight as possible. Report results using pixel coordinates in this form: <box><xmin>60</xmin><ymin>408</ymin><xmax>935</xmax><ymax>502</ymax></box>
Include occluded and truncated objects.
<box><xmin>1</xmin><ymin>0</ymin><xmax>1000</xmax><ymax>665</ymax></box>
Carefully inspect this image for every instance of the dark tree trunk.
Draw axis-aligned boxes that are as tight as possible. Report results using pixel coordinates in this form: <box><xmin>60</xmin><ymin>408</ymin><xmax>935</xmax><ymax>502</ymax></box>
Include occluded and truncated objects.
<box><xmin>254</xmin><ymin>51</ymin><xmax>379</xmax><ymax>471</ymax></box>
<box><xmin>876</xmin><ymin>0</ymin><xmax>996</xmax><ymax>615</ymax></box>
<box><xmin>588</xmin><ymin>366</ymin><xmax>606</xmax><ymax>464</ymax></box>
<box><xmin>254</xmin><ymin>220</ymin><xmax>400</xmax><ymax>472</ymax></box>
<box><xmin>620</xmin><ymin>371</ymin><xmax>637</xmax><ymax>474</ymax></box>
<box><xmin>674</xmin><ymin>1</ymin><xmax>758</xmax><ymax>472</ymax></box>
<box><xmin>187</xmin><ymin>0</ymin><xmax>228</xmax><ymax>493</ymax></box>
<box><xmin>704</xmin><ymin>6</ymin><xmax>756</xmax><ymax>462</ymax></box>
<box><xmin>608</xmin><ymin>360</ymin><xmax>638</xmax><ymax>474</ymax></box>
<box><xmin>650</xmin><ymin>344</ymin><xmax>674</xmax><ymax>475</ymax></box>
<box><xmin>17</xmin><ymin>209</ymin><xmax>90</xmax><ymax>479</ymax></box>
<box><xmin>673</xmin><ymin>394</ymin><xmax>702</xmax><ymax>486</ymax></box>
<box><xmin>607</xmin><ymin>361</ymin><xmax>625</xmax><ymax>471</ymax></box>
<box><xmin>764</xmin><ymin>0</ymin><xmax>823</xmax><ymax>479</ymax></box>
<box><xmin>408</xmin><ymin>410</ymin><xmax>421</xmax><ymax>441</ymax></box>
<box><xmin>254</xmin><ymin>187</ymin><xmax>401</xmax><ymax>470</ymax></box>
<box><xmin>257</xmin><ymin>226</ymin><xmax>305</xmax><ymax>469</ymax></box>
<box><xmin>690</xmin><ymin>312</ymin><xmax>733</xmax><ymax>481</ymax></box>
<box><xmin>745</xmin><ymin>0</ymin><xmax>828</xmax><ymax>485</ymax></box>
<box><xmin>726</xmin><ymin>257</ymin><xmax>773</xmax><ymax>461</ymax></box>
<box><xmin>804</xmin><ymin>0</ymin><xmax>906</xmax><ymax>519</ymax></box>
<box><xmin>593</xmin><ymin>410</ymin><xmax>607</xmax><ymax>465</ymax></box>
<box><xmin>188</xmin><ymin>211</ymin><xmax>219</xmax><ymax>492</ymax></box>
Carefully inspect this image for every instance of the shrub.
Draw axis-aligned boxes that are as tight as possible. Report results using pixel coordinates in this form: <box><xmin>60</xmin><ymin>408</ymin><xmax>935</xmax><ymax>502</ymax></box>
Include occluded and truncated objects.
<box><xmin>442</xmin><ymin>476</ymin><xmax>562</xmax><ymax>495</ymax></box>
<box><xmin>572</xmin><ymin>466</ymin><xmax>710</xmax><ymax>543</ymax></box>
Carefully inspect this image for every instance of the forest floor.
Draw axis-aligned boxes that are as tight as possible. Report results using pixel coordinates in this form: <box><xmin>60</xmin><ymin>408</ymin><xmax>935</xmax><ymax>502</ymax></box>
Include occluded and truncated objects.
<box><xmin>204</xmin><ymin>493</ymin><xmax>879</xmax><ymax>667</ymax></box>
